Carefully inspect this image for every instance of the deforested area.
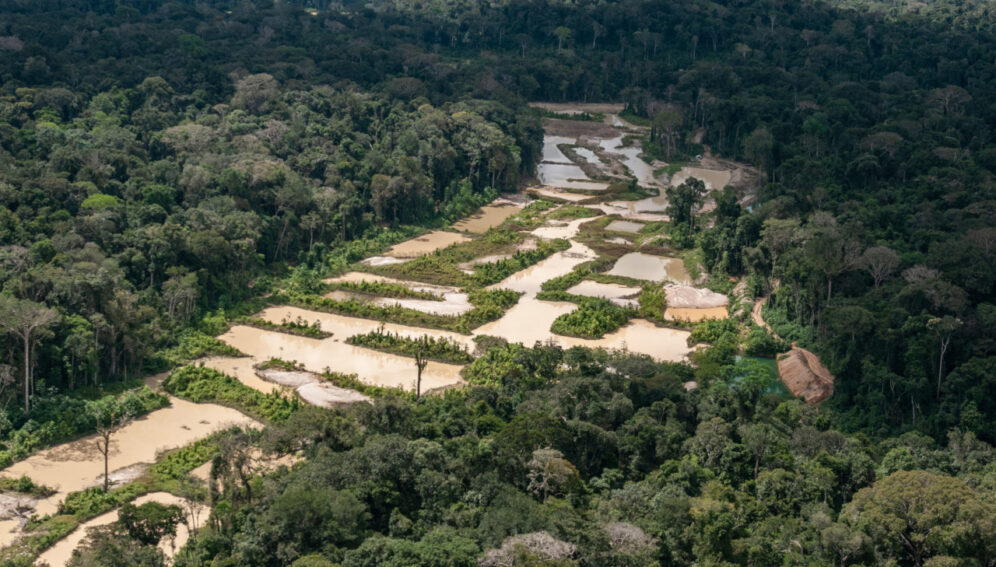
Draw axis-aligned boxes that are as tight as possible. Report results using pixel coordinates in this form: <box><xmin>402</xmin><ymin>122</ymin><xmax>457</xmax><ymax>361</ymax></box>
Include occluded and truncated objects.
<box><xmin>0</xmin><ymin>0</ymin><xmax>993</xmax><ymax>566</ymax></box>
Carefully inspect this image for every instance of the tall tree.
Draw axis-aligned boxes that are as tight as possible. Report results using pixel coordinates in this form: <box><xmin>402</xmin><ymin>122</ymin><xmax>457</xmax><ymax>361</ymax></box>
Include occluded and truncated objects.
<box><xmin>0</xmin><ymin>296</ymin><xmax>59</xmax><ymax>413</ymax></box>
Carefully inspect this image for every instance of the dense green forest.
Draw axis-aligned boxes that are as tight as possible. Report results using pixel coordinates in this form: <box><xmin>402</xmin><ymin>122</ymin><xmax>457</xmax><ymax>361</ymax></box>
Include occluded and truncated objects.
<box><xmin>0</xmin><ymin>0</ymin><xmax>993</xmax><ymax>565</ymax></box>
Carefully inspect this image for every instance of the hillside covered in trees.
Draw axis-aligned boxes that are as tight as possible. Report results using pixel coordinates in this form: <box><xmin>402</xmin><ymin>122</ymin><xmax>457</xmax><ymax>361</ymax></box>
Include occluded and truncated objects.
<box><xmin>0</xmin><ymin>0</ymin><xmax>993</xmax><ymax>566</ymax></box>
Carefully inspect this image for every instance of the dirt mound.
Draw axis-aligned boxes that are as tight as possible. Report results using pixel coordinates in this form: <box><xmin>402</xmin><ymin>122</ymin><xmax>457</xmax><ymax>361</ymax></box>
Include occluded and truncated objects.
<box><xmin>257</xmin><ymin>368</ymin><xmax>317</xmax><ymax>388</ymax></box>
<box><xmin>777</xmin><ymin>347</ymin><xmax>834</xmax><ymax>404</ymax></box>
<box><xmin>296</xmin><ymin>382</ymin><xmax>372</xmax><ymax>408</ymax></box>
<box><xmin>664</xmin><ymin>285</ymin><xmax>729</xmax><ymax>309</ymax></box>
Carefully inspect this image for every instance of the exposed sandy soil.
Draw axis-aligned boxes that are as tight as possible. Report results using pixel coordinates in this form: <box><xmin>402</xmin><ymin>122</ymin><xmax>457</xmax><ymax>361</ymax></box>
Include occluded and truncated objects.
<box><xmin>529</xmin><ymin>102</ymin><xmax>625</xmax><ymax>115</ymax></box>
<box><xmin>296</xmin><ymin>382</ymin><xmax>372</xmax><ymax>407</ymax></box>
<box><xmin>542</xmin><ymin>117</ymin><xmax>628</xmax><ymax>139</ymax></box>
<box><xmin>664</xmin><ymin>307</ymin><xmax>729</xmax><ymax>322</ymax></box>
<box><xmin>384</xmin><ymin>231</ymin><xmax>470</xmax><ymax>258</ymax></box>
<box><xmin>526</xmin><ymin>187</ymin><xmax>594</xmax><ymax>203</ymax></box>
<box><xmin>663</xmin><ymin>284</ymin><xmax>729</xmax><ymax>309</ymax></box>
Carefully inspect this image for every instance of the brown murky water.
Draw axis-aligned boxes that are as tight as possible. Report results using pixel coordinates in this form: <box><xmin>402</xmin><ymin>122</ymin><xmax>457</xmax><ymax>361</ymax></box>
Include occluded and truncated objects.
<box><xmin>324</xmin><ymin>273</ymin><xmax>473</xmax><ymax>316</ymax></box>
<box><xmin>565</xmin><ymin>281</ymin><xmax>641</xmax><ymax>308</ymax></box>
<box><xmin>37</xmin><ymin>492</ymin><xmax>208</xmax><ymax>567</ymax></box>
<box><xmin>199</xmin><ymin>356</ymin><xmax>285</xmax><ymax>395</ymax></box>
<box><xmin>530</xmin><ymin>218</ymin><xmax>597</xmax><ymax>240</ymax></box>
<box><xmin>452</xmin><ymin>204</ymin><xmax>522</xmax><ymax>233</ymax></box>
<box><xmin>607</xmin><ymin>253</ymin><xmax>692</xmax><ymax>285</ymax></box>
<box><xmin>217</xmin><ymin>324</ymin><xmax>466</xmax><ymax>392</ymax></box>
<box><xmin>541</xmin><ymin>135</ymin><xmax>576</xmax><ymax>164</ymax></box>
<box><xmin>537</xmin><ymin>162</ymin><xmax>609</xmax><ymax>191</ymax></box>
<box><xmin>1</xmin><ymin>400</ymin><xmax>258</xmax><ymax>497</ymax></box>
<box><xmin>0</xmin><ymin>399</ymin><xmax>257</xmax><ymax>550</ymax></box>
<box><xmin>671</xmin><ymin>167</ymin><xmax>731</xmax><ymax>190</ymax></box>
<box><xmin>385</xmin><ymin>231</ymin><xmax>470</xmax><ymax>258</ymax></box>
<box><xmin>605</xmin><ymin>220</ymin><xmax>644</xmax><ymax>233</ymax></box>
<box><xmin>487</xmin><ymin>241</ymin><xmax>596</xmax><ymax>296</ymax></box>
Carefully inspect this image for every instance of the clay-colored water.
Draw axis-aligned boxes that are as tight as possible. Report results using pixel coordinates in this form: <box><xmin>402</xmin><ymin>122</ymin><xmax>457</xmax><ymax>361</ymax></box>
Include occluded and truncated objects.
<box><xmin>598</xmin><ymin>136</ymin><xmax>660</xmax><ymax>188</ymax></box>
<box><xmin>0</xmin><ymin>399</ymin><xmax>257</xmax><ymax>550</ymax></box>
<box><xmin>537</xmin><ymin>163</ymin><xmax>608</xmax><ymax>191</ymax></box>
<box><xmin>37</xmin><ymin>492</ymin><xmax>208</xmax><ymax>567</ymax></box>
<box><xmin>560</xmin><ymin>319</ymin><xmax>692</xmax><ymax>362</ymax></box>
<box><xmin>199</xmin><ymin>356</ymin><xmax>285</xmax><ymax>395</ymax></box>
<box><xmin>324</xmin><ymin>272</ymin><xmax>473</xmax><ymax>316</ymax></box>
<box><xmin>487</xmin><ymin>241</ymin><xmax>596</xmax><ymax>296</ymax></box>
<box><xmin>565</xmin><ymin>281</ymin><xmax>640</xmax><ymax>308</ymax></box>
<box><xmin>1</xmin><ymin>400</ymin><xmax>258</xmax><ymax>497</ymax></box>
<box><xmin>530</xmin><ymin>217</ymin><xmax>598</xmax><ymax>240</ymax></box>
<box><xmin>594</xmin><ymin>198</ymin><xmax>670</xmax><ymax>222</ymax></box>
<box><xmin>541</xmin><ymin>135</ymin><xmax>576</xmax><ymax>164</ymax></box>
<box><xmin>605</xmin><ymin>220</ymin><xmax>644</xmax><ymax>234</ymax></box>
<box><xmin>474</xmin><ymin>297</ymin><xmax>579</xmax><ymax>346</ymax></box>
<box><xmin>452</xmin><ymin>204</ymin><xmax>521</xmax><ymax>233</ymax></box>
<box><xmin>217</xmin><ymin>325</ymin><xmax>466</xmax><ymax>392</ymax></box>
<box><xmin>671</xmin><ymin>167</ymin><xmax>731</xmax><ymax>190</ymax></box>
<box><xmin>385</xmin><ymin>231</ymin><xmax>470</xmax><ymax>258</ymax></box>
<box><xmin>255</xmin><ymin>306</ymin><xmax>473</xmax><ymax>348</ymax></box>
<box><xmin>573</xmin><ymin>147</ymin><xmax>602</xmax><ymax>165</ymax></box>
<box><xmin>607</xmin><ymin>253</ymin><xmax>692</xmax><ymax>285</ymax></box>
<box><xmin>664</xmin><ymin>307</ymin><xmax>729</xmax><ymax>322</ymax></box>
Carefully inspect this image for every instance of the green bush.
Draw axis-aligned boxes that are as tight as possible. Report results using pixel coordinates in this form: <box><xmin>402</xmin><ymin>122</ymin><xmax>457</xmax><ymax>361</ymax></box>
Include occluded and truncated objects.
<box><xmin>164</xmin><ymin>366</ymin><xmax>299</xmax><ymax>422</ymax></box>
<box><xmin>346</xmin><ymin>328</ymin><xmax>474</xmax><ymax>364</ymax></box>
<box><xmin>276</xmin><ymin>288</ymin><xmax>519</xmax><ymax>335</ymax></box>
<box><xmin>550</xmin><ymin>298</ymin><xmax>630</xmax><ymax>339</ymax></box>
<box><xmin>149</xmin><ymin>329</ymin><xmax>243</xmax><ymax>371</ymax></box>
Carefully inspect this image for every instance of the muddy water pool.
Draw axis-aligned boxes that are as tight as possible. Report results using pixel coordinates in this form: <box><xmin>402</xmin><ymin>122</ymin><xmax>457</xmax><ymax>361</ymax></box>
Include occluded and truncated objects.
<box><xmin>607</xmin><ymin>252</ymin><xmax>692</xmax><ymax>285</ymax></box>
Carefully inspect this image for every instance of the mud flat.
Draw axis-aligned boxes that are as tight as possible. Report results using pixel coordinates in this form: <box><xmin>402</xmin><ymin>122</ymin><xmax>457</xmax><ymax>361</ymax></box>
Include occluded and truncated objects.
<box><xmin>452</xmin><ymin>203</ymin><xmax>522</xmax><ymax>233</ymax></box>
<box><xmin>664</xmin><ymin>306</ymin><xmax>729</xmax><ymax>322</ymax></box>
<box><xmin>565</xmin><ymin>281</ymin><xmax>640</xmax><ymax>308</ymax></box>
<box><xmin>385</xmin><ymin>231</ymin><xmax>470</xmax><ymax>258</ymax></box>
<box><xmin>37</xmin><ymin>492</ymin><xmax>208</xmax><ymax>567</ymax></box>
<box><xmin>605</xmin><ymin>220</ymin><xmax>644</xmax><ymax>234</ymax></box>
<box><xmin>529</xmin><ymin>102</ymin><xmax>625</xmax><ymax>115</ymax></box>
<box><xmin>527</xmin><ymin>187</ymin><xmax>593</xmax><ymax>203</ymax></box>
<box><xmin>607</xmin><ymin>253</ymin><xmax>692</xmax><ymax>285</ymax></box>
<box><xmin>216</xmin><ymin>325</ymin><xmax>466</xmax><ymax>392</ymax></box>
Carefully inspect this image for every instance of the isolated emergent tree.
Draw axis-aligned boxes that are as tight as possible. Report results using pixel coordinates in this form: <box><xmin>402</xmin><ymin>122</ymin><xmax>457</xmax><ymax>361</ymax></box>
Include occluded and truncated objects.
<box><xmin>414</xmin><ymin>336</ymin><xmax>430</xmax><ymax>399</ymax></box>
<box><xmin>93</xmin><ymin>404</ymin><xmax>134</xmax><ymax>492</ymax></box>
<box><xmin>0</xmin><ymin>296</ymin><xmax>59</xmax><ymax>414</ymax></box>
